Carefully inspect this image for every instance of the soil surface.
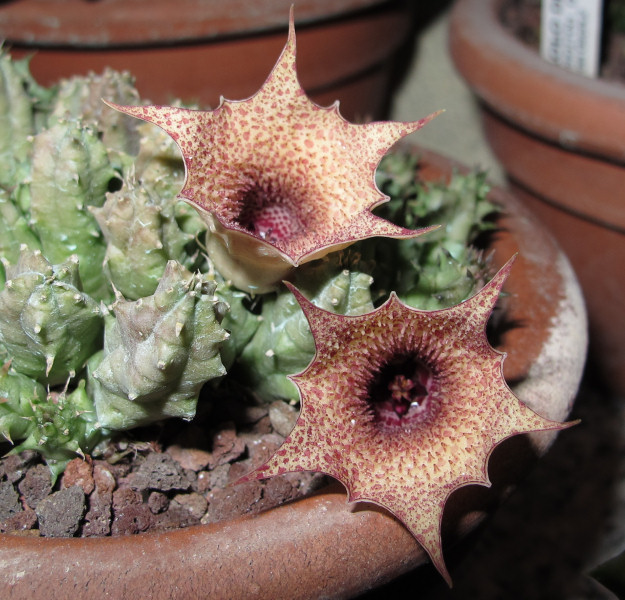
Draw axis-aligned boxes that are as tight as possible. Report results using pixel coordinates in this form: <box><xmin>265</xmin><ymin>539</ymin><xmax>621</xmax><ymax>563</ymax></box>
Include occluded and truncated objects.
<box><xmin>0</xmin><ymin>385</ymin><xmax>327</xmax><ymax>538</ymax></box>
<box><xmin>501</xmin><ymin>0</ymin><xmax>625</xmax><ymax>82</ymax></box>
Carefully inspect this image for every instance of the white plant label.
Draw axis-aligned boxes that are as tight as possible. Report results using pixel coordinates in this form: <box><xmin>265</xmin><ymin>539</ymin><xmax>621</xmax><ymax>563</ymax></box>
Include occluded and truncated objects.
<box><xmin>540</xmin><ymin>0</ymin><xmax>604</xmax><ymax>77</ymax></box>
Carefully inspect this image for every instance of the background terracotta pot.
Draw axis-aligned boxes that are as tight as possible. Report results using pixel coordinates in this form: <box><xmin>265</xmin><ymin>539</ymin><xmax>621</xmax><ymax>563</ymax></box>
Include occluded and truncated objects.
<box><xmin>449</xmin><ymin>0</ymin><xmax>625</xmax><ymax>396</ymax></box>
<box><xmin>0</xmin><ymin>148</ymin><xmax>586</xmax><ymax>599</ymax></box>
<box><xmin>0</xmin><ymin>0</ymin><xmax>416</xmax><ymax>121</ymax></box>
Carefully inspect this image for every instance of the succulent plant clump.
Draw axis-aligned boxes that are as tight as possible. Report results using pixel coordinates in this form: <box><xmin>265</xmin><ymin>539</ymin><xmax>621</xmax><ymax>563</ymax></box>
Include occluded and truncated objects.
<box><xmin>0</xmin><ymin>50</ymin><xmax>231</xmax><ymax>475</ymax></box>
<box><xmin>370</xmin><ymin>152</ymin><xmax>497</xmax><ymax>309</ymax></box>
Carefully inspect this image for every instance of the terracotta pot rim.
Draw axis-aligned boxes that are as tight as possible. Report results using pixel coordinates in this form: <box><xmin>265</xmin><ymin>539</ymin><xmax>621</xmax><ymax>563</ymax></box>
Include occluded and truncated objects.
<box><xmin>0</xmin><ymin>0</ymin><xmax>397</xmax><ymax>48</ymax></box>
<box><xmin>449</xmin><ymin>0</ymin><xmax>625</xmax><ymax>163</ymax></box>
<box><xmin>0</xmin><ymin>148</ymin><xmax>587</xmax><ymax>599</ymax></box>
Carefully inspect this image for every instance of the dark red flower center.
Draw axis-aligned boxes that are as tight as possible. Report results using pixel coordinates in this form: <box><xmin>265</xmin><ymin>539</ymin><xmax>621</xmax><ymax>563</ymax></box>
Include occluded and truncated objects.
<box><xmin>368</xmin><ymin>354</ymin><xmax>437</xmax><ymax>433</ymax></box>
<box><xmin>236</xmin><ymin>183</ymin><xmax>304</xmax><ymax>245</ymax></box>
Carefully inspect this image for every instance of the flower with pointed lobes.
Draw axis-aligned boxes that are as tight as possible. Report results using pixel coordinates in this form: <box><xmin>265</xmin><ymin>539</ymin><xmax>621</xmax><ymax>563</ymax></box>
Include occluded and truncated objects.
<box><xmin>105</xmin><ymin>10</ymin><xmax>439</xmax><ymax>293</ymax></box>
<box><xmin>239</xmin><ymin>257</ymin><xmax>575</xmax><ymax>585</ymax></box>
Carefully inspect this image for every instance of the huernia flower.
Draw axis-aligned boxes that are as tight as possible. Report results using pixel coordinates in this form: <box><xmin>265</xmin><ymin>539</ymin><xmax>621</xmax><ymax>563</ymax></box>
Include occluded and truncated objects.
<box><xmin>106</xmin><ymin>10</ymin><xmax>438</xmax><ymax>292</ymax></box>
<box><xmin>240</xmin><ymin>258</ymin><xmax>574</xmax><ymax>584</ymax></box>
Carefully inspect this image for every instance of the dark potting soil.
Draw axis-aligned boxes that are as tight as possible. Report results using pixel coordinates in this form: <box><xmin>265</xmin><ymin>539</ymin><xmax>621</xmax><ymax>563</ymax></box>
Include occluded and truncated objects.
<box><xmin>0</xmin><ymin>387</ymin><xmax>327</xmax><ymax>538</ymax></box>
<box><xmin>501</xmin><ymin>0</ymin><xmax>625</xmax><ymax>82</ymax></box>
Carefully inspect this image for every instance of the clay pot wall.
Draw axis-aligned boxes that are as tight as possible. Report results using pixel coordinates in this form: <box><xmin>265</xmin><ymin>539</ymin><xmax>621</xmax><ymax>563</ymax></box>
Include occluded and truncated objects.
<box><xmin>450</xmin><ymin>0</ymin><xmax>625</xmax><ymax>395</ymax></box>
<box><xmin>0</xmin><ymin>0</ymin><xmax>415</xmax><ymax>121</ymax></box>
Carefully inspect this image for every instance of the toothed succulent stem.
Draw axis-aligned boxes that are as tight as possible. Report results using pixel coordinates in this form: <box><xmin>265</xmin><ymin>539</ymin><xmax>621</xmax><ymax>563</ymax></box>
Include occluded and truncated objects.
<box><xmin>132</xmin><ymin>119</ymin><xmax>186</xmax><ymax>200</ymax></box>
<box><xmin>91</xmin><ymin>176</ymin><xmax>174</xmax><ymax>300</ymax></box>
<box><xmin>0</xmin><ymin>49</ymin><xmax>49</xmax><ymax>188</ymax></box>
<box><xmin>1</xmin><ymin>364</ymin><xmax>104</xmax><ymax>482</ymax></box>
<box><xmin>370</xmin><ymin>153</ymin><xmax>498</xmax><ymax>309</ymax></box>
<box><xmin>88</xmin><ymin>261</ymin><xmax>229</xmax><ymax>430</ymax></box>
<box><xmin>47</xmin><ymin>67</ymin><xmax>141</xmax><ymax>159</ymax></box>
<box><xmin>234</xmin><ymin>256</ymin><xmax>374</xmax><ymax>402</ymax></box>
<box><xmin>0</xmin><ymin>188</ymin><xmax>41</xmax><ymax>264</ymax></box>
<box><xmin>0</xmin><ymin>362</ymin><xmax>48</xmax><ymax>445</ymax></box>
<box><xmin>28</xmin><ymin>118</ymin><xmax>119</xmax><ymax>301</ymax></box>
<box><xmin>131</xmin><ymin>120</ymin><xmax>208</xmax><ymax>273</ymax></box>
<box><xmin>0</xmin><ymin>248</ymin><xmax>102</xmax><ymax>385</ymax></box>
<box><xmin>214</xmin><ymin>282</ymin><xmax>262</xmax><ymax>372</ymax></box>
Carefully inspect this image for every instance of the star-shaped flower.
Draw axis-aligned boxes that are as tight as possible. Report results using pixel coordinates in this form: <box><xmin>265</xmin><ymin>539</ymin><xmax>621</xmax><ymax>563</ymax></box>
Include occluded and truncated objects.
<box><xmin>106</xmin><ymin>10</ymin><xmax>438</xmax><ymax>292</ymax></box>
<box><xmin>240</xmin><ymin>258</ymin><xmax>573</xmax><ymax>584</ymax></box>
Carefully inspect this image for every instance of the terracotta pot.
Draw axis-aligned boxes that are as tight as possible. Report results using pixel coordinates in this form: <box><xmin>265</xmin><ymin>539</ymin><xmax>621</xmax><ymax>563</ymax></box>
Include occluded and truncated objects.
<box><xmin>449</xmin><ymin>0</ymin><xmax>625</xmax><ymax>396</ymax></box>
<box><xmin>0</xmin><ymin>148</ymin><xmax>586</xmax><ymax>599</ymax></box>
<box><xmin>0</xmin><ymin>0</ymin><xmax>414</xmax><ymax>121</ymax></box>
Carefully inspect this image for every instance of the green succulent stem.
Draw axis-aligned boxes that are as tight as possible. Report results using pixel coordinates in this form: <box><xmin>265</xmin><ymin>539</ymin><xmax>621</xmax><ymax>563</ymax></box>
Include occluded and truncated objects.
<box><xmin>0</xmin><ymin>248</ymin><xmax>103</xmax><ymax>385</ymax></box>
<box><xmin>368</xmin><ymin>152</ymin><xmax>498</xmax><ymax>309</ymax></box>
<box><xmin>28</xmin><ymin>118</ymin><xmax>119</xmax><ymax>301</ymax></box>
<box><xmin>1</xmin><ymin>364</ymin><xmax>104</xmax><ymax>482</ymax></box>
<box><xmin>88</xmin><ymin>261</ymin><xmax>229</xmax><ymax>430</ymax></box>
<box><xmin>233</xmin><ymin>256</ymin><xmax>375</xmax><ymax>403</ymax></box>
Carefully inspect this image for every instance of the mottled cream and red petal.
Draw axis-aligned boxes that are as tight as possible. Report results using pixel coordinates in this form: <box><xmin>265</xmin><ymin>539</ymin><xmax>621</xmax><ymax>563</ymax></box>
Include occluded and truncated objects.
<box><xmin>106</xmin><ymin>11</ymin><xmax>438</xmax><ymax>291</ymax></box>
<box><xmin>239</xmin><ymin>258</ymin><xmax>573</xmax><ymax>584</ymax></box>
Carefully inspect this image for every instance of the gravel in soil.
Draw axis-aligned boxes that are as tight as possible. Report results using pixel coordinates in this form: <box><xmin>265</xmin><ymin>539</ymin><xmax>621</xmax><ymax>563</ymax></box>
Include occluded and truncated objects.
<box><xmin>0</xmin><ymin>388</ymin><xmax>327</xmax><ymax>538</ymax></box>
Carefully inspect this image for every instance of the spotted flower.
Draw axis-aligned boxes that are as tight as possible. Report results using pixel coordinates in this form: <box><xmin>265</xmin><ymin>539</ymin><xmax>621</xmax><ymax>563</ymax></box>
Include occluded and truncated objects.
<box><xmin>106</xmin><ymin>12</ymin><xmax>438</xmax><ymax>292</ymax></box>
<box><xmin>240</xmin><ymin>258</ymin><xmax>573</xmax><ymax>584</ymax></box>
